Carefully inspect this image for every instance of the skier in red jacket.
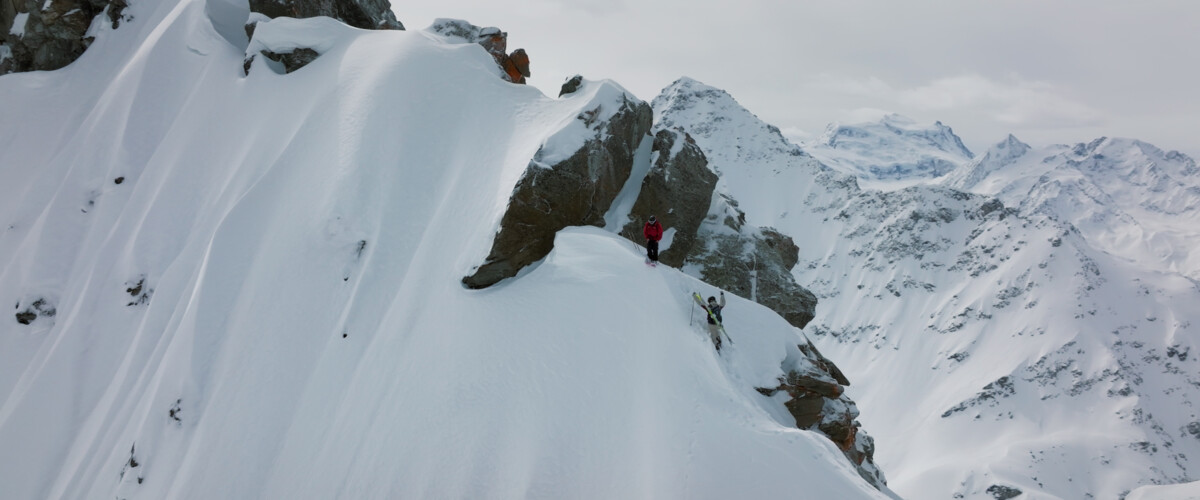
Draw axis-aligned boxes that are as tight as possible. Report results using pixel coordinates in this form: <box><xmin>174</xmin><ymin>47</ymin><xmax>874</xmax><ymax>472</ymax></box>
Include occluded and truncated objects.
<box><xmin>643</xmin><ymin>215</ymin><xmax>663</xmax><ymax>263</ymax></box>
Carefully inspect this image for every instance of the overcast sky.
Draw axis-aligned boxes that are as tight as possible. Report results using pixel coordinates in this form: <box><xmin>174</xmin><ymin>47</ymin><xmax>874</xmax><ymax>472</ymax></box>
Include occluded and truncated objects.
<box><xmin>397</xmin><ymin>1</ymin><xmax>1199</xmax><ymax>158</ymax></box>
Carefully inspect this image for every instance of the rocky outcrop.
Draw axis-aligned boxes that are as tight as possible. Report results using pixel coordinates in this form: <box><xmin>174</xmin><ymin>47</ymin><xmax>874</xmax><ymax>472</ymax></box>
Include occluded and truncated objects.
<box><xmin>1</xmin><ymin>0</ymin><xmax>127</xmax><ymax>74</ymax></box>
<box><xmin>476</xmin><ymin>26</ymin><xmax>528</xmax><ymax>84</ymax></box>
<box><xmin>619</xmin><ymin>129</ymin><xmax>715</xmax><ymax>267</ymax></box>
<box><xmin>757</xmin><ymin>338</ymin><xmax>886</xmax><ymax>490</ymax></box>
<box><xmin>426</xmin><ymin>20</ymin><xmax>528</xmax><ymax>84</ymax></box>
<box><xmin>247</xmin><ymin>0</ymin><xmax>403</xmax><ymax>30</ymax></box>
<box><xmin>558</xmin><ymin>74</ymin><xmax>583</xmax><ymax>97</ymax></box>
<box><xmin>463</xmin><ymin>85</ymin><xmax>652</xmax><ymax>288</ymax></box>
<box><xmin>677</xmin><ymin>194</ymin><xmax>818</xmax><ymax>329</ymax></box>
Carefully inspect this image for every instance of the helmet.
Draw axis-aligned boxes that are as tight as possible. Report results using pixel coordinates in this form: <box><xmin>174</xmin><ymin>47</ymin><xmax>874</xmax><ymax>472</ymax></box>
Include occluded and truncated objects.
<box><xmin>708</xmin><ymin>296</ymin><xmax>716</xmax><ymax>303</ymax></box>
<box><xmin>648</xmin><ymin>215</ymin><xmax>656</xmax><ymax>223</ymax></box>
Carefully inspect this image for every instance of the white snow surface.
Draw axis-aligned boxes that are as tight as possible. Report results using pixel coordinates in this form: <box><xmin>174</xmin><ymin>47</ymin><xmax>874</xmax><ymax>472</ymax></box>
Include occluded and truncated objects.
<box><xmin>1126</xmin><ymin>480</ymin><xmax>1200</xmax><ymax>500</ymax></box>
<box><xmin>654</xmin><ymin>77</ymin><xmax>1200</xmax><ymax>500</ymax></box>
<box><xmin>9</xmin><ymin>12</ymin><xmax>29</xmax><ymax>37</ymax></box>
<box><xmin>0</xmin><ymin>2</ymin><xmax>890</xmax><ymax>499</ymax></box>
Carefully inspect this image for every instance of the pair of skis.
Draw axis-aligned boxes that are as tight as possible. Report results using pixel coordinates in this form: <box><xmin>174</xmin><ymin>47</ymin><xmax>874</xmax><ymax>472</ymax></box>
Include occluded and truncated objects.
<box><xmin>692</xmin><ymin>292</ymin><xmax>733</xmax><ymax>348</ymax></box>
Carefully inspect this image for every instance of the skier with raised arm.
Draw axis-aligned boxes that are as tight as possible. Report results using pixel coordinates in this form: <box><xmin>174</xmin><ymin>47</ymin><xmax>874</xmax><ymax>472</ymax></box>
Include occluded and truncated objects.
<box><xmin>694</xmin><ymin>291</ymin><xmax>727</xmax><ymax>351</ymax></box>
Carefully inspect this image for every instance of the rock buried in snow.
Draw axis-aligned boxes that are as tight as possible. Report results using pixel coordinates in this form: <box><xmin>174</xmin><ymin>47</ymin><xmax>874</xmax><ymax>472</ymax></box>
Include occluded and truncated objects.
<box><xmin>262</xmin><ymin>47</ymin><xmax>321</xmax><ymax>74</ymax></box>
<box><xmin>14</xmin><ymin>297</ymin><xmax>56</xmax><ymax>325</ymax></box>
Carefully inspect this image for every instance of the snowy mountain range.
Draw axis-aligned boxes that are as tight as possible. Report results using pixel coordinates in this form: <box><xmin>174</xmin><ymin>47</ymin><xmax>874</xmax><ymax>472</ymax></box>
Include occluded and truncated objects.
<box><xmin>2</xmin><ymin>1</ymin><xmax>1199</xmax><ymax>499</ymax></box>
<box><xmin>944</xmin><ymin>135</ymin><xmax>1200</xmax><ymax>281</ymax></box>
<box><xmin>653</xmin><ymin>78</ymin><xmax>1200</xmax><ymax>499</ymax></box>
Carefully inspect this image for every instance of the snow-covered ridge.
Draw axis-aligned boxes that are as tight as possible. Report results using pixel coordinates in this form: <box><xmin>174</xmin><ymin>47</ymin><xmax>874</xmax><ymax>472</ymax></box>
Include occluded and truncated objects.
<box><xmin>0</xmin><ymin>2</ymin><xmax>893</xmax><ymax>498</ymax></box>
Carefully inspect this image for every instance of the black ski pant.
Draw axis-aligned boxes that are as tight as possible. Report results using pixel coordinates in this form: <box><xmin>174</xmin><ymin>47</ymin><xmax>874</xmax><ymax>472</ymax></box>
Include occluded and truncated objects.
<box><xmin>647</xmin><ymin>239</ymin><xmax>659</xmax><ymax>262</ymax></box>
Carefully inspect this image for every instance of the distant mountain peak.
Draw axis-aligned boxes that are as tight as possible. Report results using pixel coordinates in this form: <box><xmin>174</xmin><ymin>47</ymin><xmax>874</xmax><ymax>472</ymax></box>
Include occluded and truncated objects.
<box><xmin>992</xmin><ymin>134</ymin><xmax>1031</xmax><ymax>157</ymax></box>
<box><xmin>651</xmin><ymin>77</ymin><xmax>805</xmax><ymax>162</ymax></box>
<box><xmin>653</xmin><ymin>77</ymin><xmax>738</xmax><ymax>115</ymax></box>
<box><xmin>807</xmin><ymin>114</ymin><xmax>974</xmax><ymax>181</ymax></box>
<box><xmin>820</xmin><ymin>114</ymin><xmax>972</xmax><ymax>156</ymax></box>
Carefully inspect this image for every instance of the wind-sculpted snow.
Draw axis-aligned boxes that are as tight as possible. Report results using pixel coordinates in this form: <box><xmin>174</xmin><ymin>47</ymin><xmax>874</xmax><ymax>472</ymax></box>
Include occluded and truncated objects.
<box><xmin>0</xmin><ymin>2</ymin><xmax>894</xmax><ymax>498</ymax></box>
<box><xmin>654</xmin><ymin>77</ymin><xmax>1200</xmax><ymax>499</ymax></box>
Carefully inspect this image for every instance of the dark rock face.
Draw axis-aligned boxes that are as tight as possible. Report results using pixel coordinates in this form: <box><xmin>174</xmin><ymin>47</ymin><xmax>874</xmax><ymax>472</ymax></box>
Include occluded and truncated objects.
<box><xmin>619</xmin><ymin>129</ymin><xmax>715</xmax><ymax>267</ymax></box>
<box><xmin>558</xmin><ymin>74</ymin><xmax>583</xmax><ymax>97</ymax></box>
<box><xmin>247</xmin><ymin>0</ymin><xmax>403</xmax><ymax>30</ymax></box>
<box><xmin>1</xmin><ymin>0</ymin><xmax>128</xmax><ymax>74</ymax></box>
<box><xmin>683</xmin><ymin>196</ymin><xmax>818</xmax><ymax>329</ymax></box>
<box><xmin>758</xmin><ymin>338</ymin><xmax>886</xmax><ymax>489</ymax></box>
<box><xmin>463</xmin><ymin>93</ymin><xmax>652</xmax><ymax>288</ymax></box>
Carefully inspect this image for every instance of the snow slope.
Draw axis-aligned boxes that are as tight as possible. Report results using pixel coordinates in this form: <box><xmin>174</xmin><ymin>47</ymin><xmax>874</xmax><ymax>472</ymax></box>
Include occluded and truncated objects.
<box><xmin>0</xmin><ymin>2</ymin><xmax>890</xmax><ymax>498</ymax></box>
<box><xmin>1127</xmin><ymin>480</ymin><xmax>1200</xmax><ymax>500</ymax></box>
<box><xmin>653</xmin><ymin>77</ymin><xmax>1200</xmax><ymax>500</ymax></box>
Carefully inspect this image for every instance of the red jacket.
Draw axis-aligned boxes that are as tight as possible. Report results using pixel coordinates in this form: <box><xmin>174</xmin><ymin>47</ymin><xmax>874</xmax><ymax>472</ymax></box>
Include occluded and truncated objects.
<box><xmin>643</xmin><ymin>221</ymin><xmax>663</xmax><ymax>241</ymax></box>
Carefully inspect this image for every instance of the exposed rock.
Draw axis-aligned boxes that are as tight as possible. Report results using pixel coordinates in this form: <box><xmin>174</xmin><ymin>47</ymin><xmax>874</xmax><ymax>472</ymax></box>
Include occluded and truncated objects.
<box><xmin>757</xmin><ymin>337</ymin><xmax>886</xmax><ymax>489</ymax></box>
<box><xmin>986</xmin><ymin>484</ymin><xmax>1023</xmax><ymax>499</ymax></box>
<box><xmin>426</xmin><ymin>20</ymin><xmax>528</xmax><ymax>84</ymax></box>
<box><xmin>559</xmin><ymin>75</ymin><xmax>583</xmax><ymax>97</ymax></box>
<box><xmin>247</xmin><ymin>0</ymin><xmax>403</xmax><ymax>30</ymax></box>
<box><xmin>125</xmin><ymin>276</ymin><xmax>153</xmax><ymax>306</ymax></box>
<box><xmin>14</xmin><ymin>310</ymin><xmax>35</xmax><ymax>325</ymax></box>
<box><xmin>507</xmin><ymin>47</ymin><xmax>529</xmax><ymax>82</ymax></box>
<box><xmin>475</xmin><ymin>26</ymin><xmax>528</xmax><ymax>84</ymax></box>
<box><xmin>463</xmin><ymin>87</ymin><xmax>652</xmax><ymax>288</ymax></box>
<box><xmin>619</xmin><ymin>128</ymin><xmax>715</xmax><ymax>267</ymax></box>
<box><xmin>942</xmin><ymin>375</ymin><xmax>1016</xmax><ymax>418</ymax></box>
<box><xmin>1</xmin><ymin>0</ymin><xmax>128</xmax><ymax>74</ymax></box>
